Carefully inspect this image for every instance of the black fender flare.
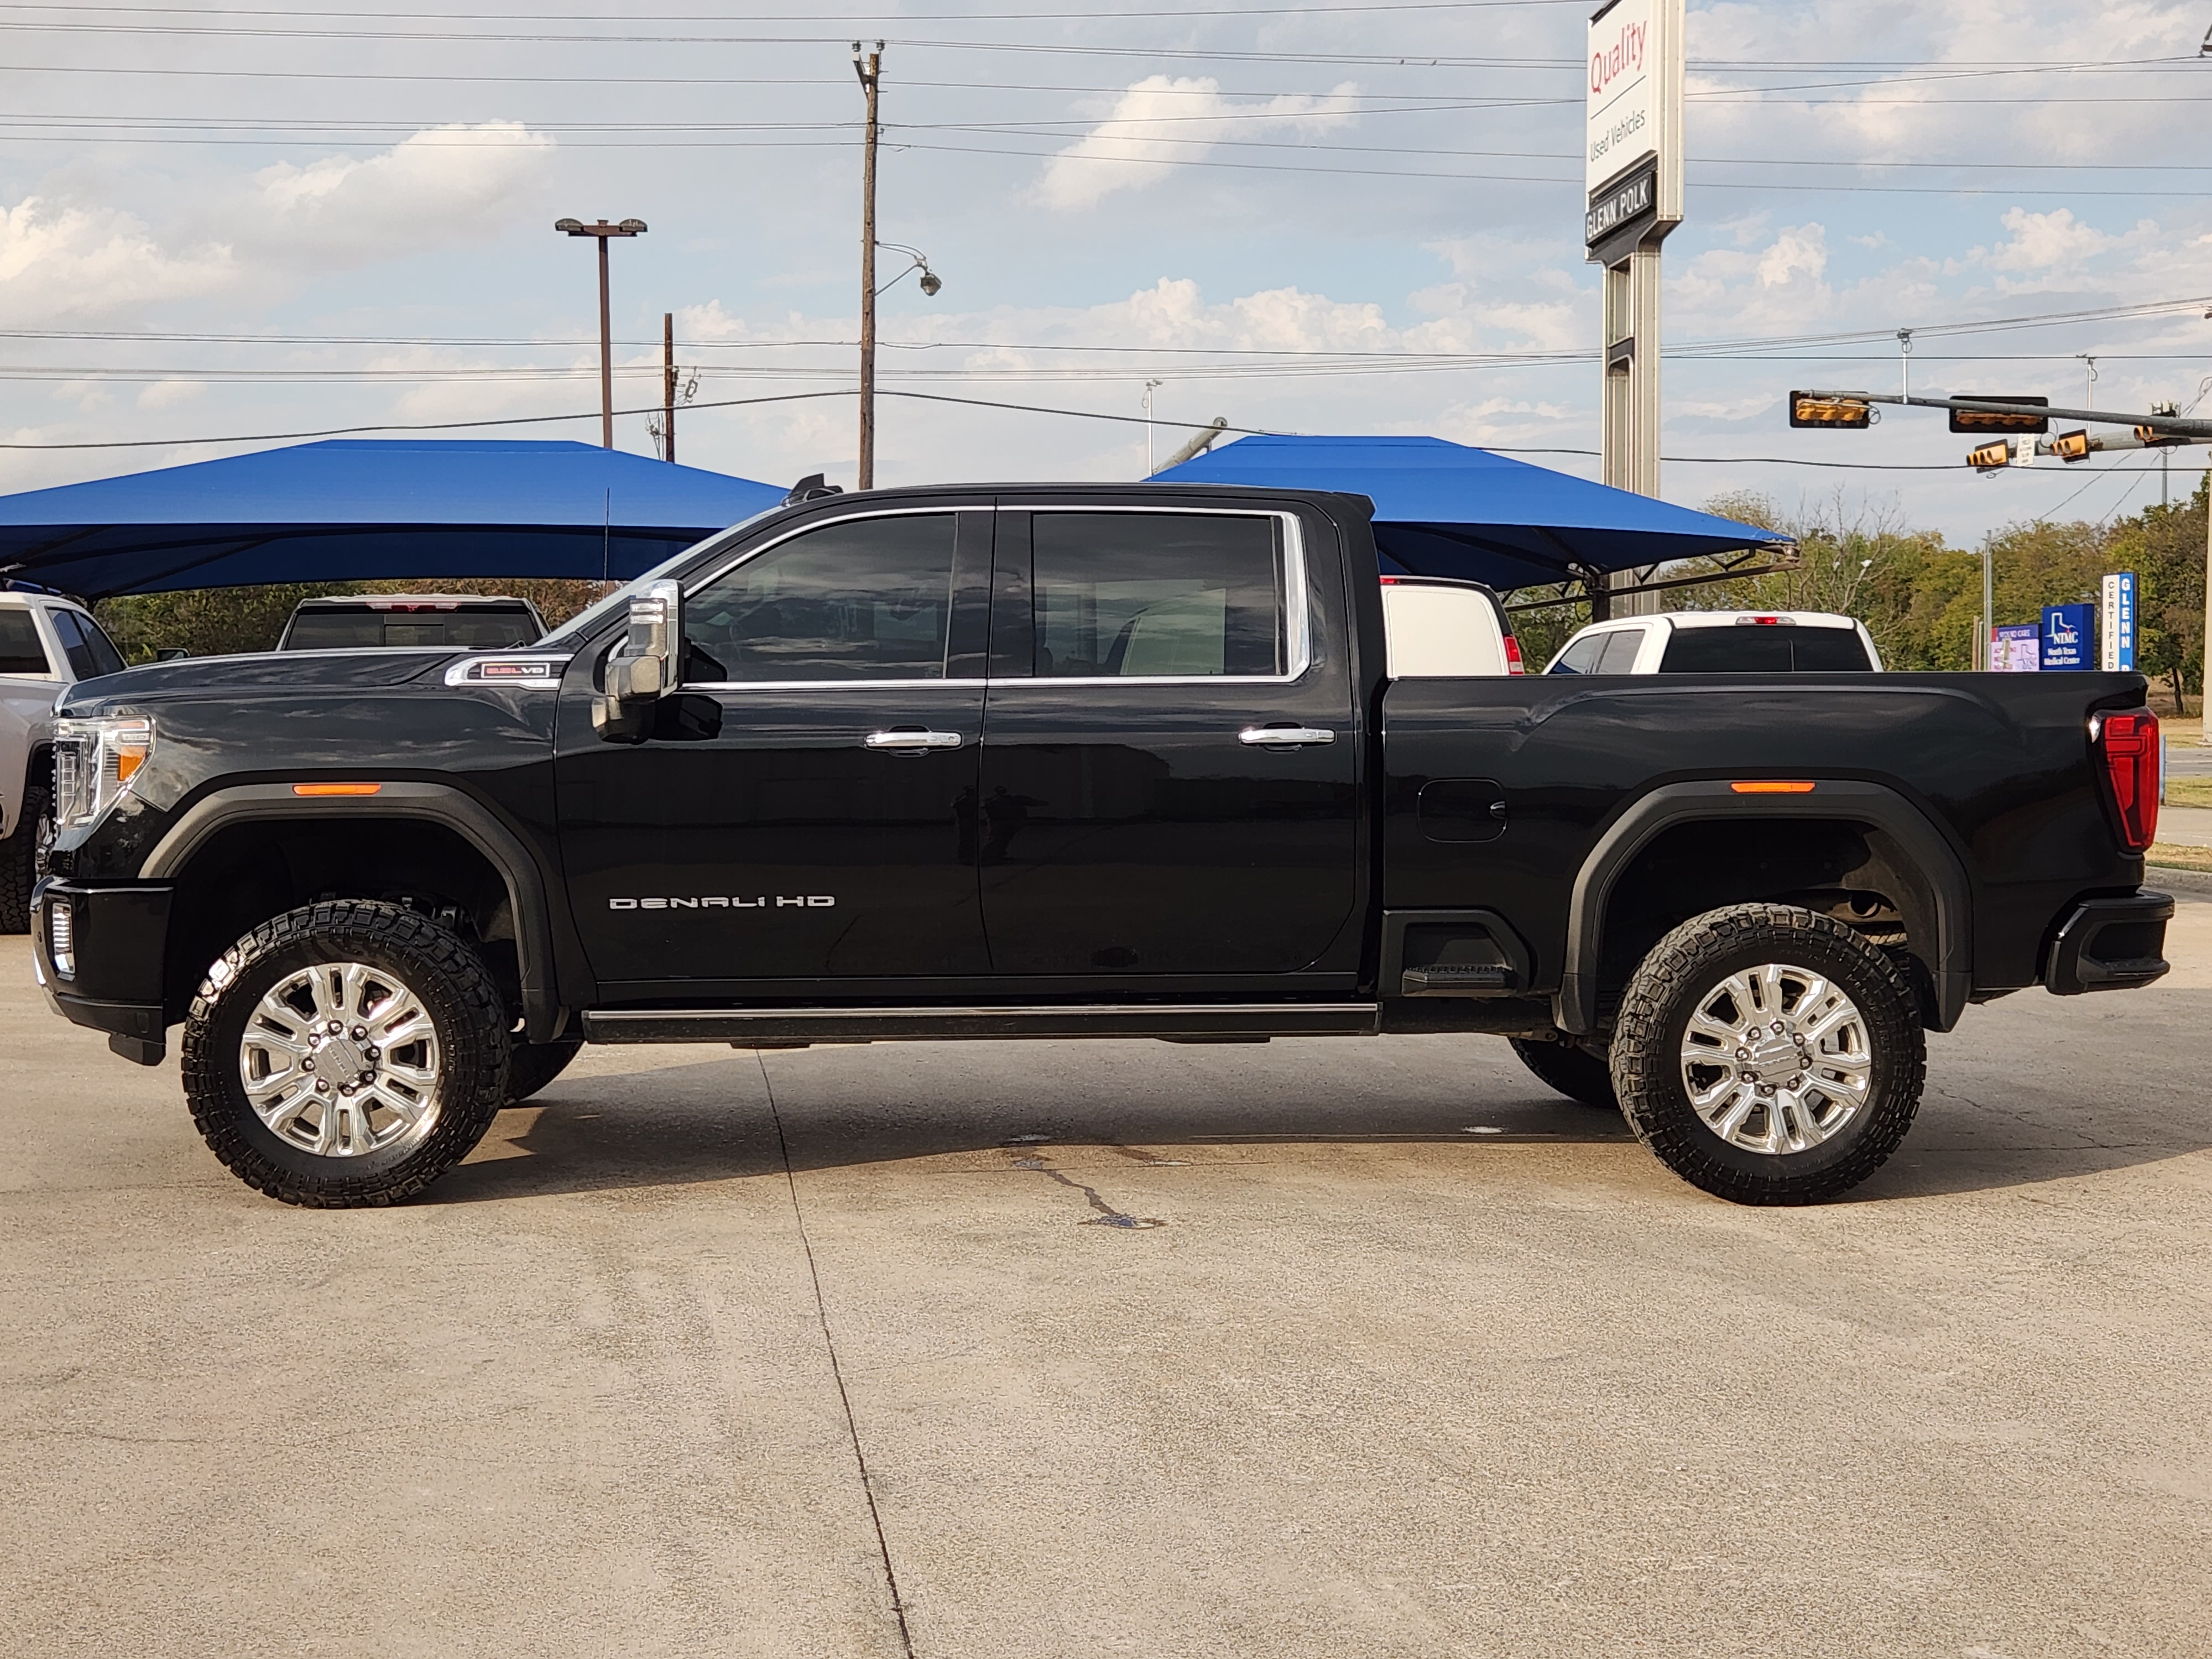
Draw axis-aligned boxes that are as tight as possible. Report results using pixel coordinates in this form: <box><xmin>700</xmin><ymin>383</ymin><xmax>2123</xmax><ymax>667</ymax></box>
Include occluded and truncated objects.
<box><xmin>139</xmin><ymin>781</ymin><xmax>567</xmax><ymax>1041</ymax></box>
<box><xmin>1556</xmin><ymin>779</ymin><xmax>1972</xmax><ymax>1037</ymax></box>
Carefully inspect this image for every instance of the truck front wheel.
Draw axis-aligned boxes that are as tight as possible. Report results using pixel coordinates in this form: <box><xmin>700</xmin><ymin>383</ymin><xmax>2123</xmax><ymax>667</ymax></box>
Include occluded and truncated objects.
<box><xmin>1611</xmin><ymin>903</ymin><xmax>1924</xmax><ymax>1206</ymax></box>
<box><xmin>180</xmin><ymin>900</ymin><xmax>510</xmax><ymax>1207</ymax></box>
<box><xmin>0</xmin><ymin>778</ymin><xmax>50</xmax><ymax>933</ymax></box>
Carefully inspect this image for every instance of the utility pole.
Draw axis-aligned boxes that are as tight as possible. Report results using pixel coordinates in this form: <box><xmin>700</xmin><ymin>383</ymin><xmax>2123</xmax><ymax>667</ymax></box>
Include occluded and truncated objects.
<box><xmin>661</xmin><ymin>312</ymin><xmax>676</xmax><ymax>464</ymax></box>
<box><xmin>854</xmin><ymin>40</ymin><xmax>883</xmax><ymax>490</ymax></box>
<box><xmin>555</xmin><ymin>217</ymin><xmax>648</xmax><ymax>448</ymax></box>
<box><xmin>1585</xmin><ymin>0</ymin><xmax>1683</xmax><ymax>622</ymax></box>
<box><xmin>1142</xmin><ymin>379</ymin><xmax>1163</xmax><ymax>476</ymax></box>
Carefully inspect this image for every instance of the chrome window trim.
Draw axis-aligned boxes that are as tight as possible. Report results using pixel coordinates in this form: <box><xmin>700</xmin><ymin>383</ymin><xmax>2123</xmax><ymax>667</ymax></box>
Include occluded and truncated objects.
<box><xmin>1020</xmin><ymin>504</ymin><xmax>1311</xmax><ymax>687</ymax></box>
<box><xmin>673</xmin><ymin>500</ymin><xmax>1312</xmax><ymax>693</ymax></box>
<box><xmin>682</xmin><ymin>677</ymin><xmax>988</xmax><ymax>693</ymax></box>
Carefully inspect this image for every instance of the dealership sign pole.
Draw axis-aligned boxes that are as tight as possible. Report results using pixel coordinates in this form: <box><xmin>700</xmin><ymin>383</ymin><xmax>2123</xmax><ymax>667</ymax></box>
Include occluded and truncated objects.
<box><xmin>1585</xmin><ymin>0</ymin><xmax>1683</xmax><ymax>620</ymax></box>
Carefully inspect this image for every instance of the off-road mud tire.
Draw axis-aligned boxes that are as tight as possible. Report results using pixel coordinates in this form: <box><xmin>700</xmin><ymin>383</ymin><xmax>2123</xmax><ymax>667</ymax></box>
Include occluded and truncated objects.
<box><xmin>1507</xmin><ymin>1035</ymin><xmax>1620</xmax><ymax>1112</ymax></box>
<box><xmin>1611</xmin><ymin>902</ymin><xmax>1925</xmax><ymax>1206</ymax></box>
<box><xmin>0</xmin><ymin>779</ymin><xmax>49</xmax><ymax>934</ymax></box>
<box><xmin>181</xmin><ymin>900</ymin><xmax>509</xmax><ymax>1207</ymax></box>
<box><xmin>505</xmin><ymin>1037</ymin><xmax>583</xmax><ymax>1105</ymax></box>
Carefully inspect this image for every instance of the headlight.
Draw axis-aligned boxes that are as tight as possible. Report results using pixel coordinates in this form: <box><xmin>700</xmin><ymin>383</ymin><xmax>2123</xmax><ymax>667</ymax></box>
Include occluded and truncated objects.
<box><xmin>53</xmin><ymin>714</ymin><xmax>154</xmax><ymax>831</ymax></box>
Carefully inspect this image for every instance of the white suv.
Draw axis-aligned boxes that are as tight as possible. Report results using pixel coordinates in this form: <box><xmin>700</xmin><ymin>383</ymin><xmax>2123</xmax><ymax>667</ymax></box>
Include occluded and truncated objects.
<box><xmin>1545</xmin><ymin>610</ymin><xmax>1881</xmax><ymax>675</ymax></box>
<box><xmin>1</xmin><ymin>591</ymin><xmax>129</xmax><ymax>931</ymax></box>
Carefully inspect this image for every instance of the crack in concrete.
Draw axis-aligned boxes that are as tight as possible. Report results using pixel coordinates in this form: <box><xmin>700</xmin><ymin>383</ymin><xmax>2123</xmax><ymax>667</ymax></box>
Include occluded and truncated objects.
<box><xmin>1007</xmin><ymin>1156</ymin><xmax>1166</xmax><ymax>1229</ymax></box>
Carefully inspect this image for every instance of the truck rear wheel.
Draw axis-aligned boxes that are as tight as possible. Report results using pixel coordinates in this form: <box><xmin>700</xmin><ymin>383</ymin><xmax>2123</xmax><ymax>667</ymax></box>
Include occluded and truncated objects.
<box><xmin>1507</xmin><ymin>1036</ymin><xmax>1619</xmax><ymax>1112</ymax></box>
<box><xmin>0</xmin><ymin>779</ymin><xmax>50</xmax><ymax>934</ymax></box>
<box><xmin>1611</xmin><ymin>903</ymin><xmax>1924</xmax><ymax>1206</ymax></box>
<box><xmin>180</xmin><ymin>900</ymin><xmax>510</xmax><ymax>1207</ymax></box>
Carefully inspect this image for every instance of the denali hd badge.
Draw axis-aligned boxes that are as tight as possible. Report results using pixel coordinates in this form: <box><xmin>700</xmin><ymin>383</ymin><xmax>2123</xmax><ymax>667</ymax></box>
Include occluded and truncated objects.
<box><xmin>609</xmin><ymin>895</ymin><xmax>836</xmax><ymax>910</ymax></box>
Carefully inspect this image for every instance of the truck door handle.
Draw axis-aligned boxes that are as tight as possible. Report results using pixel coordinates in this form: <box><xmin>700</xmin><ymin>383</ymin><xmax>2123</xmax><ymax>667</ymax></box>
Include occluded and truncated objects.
<box><xmin>864</xmin><ymin>728</ymin><xmax>963</xmax><ymax>751</ymax></box>
<box><xmin>1238</xmin><ymin>725</ymin><xmax>1335</xmax><ymax>747</ymax></box>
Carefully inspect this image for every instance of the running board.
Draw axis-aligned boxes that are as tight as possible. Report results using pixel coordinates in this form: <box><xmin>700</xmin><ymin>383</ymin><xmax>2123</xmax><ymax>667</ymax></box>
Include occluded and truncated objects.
<box><xmin>581</xmin><ymin>1003</ymin><xmax>1382</xmax><ymax>1045</ymax></box>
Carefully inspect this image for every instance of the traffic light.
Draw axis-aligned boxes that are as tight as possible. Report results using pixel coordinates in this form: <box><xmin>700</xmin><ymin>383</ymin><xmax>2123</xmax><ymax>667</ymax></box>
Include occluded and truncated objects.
<box><xmin>1948</xmin><ymin>396</ymin><xmax>2048</xmax><ymax>435</ymax></box>
<box><xmin>2052</xmin><ymin>429</ymin><xmax>2093</xmax><ymax>463</ymax></box>
<box><xmin>2135</xmin><ymin>424</ymin><xmax>2188</xmax><ymax>448</ymax></box>
<box><xmin>1790</xmin><ymin>393</ymin><xmax>1873</xmax><ymax>429</ymax></box>
<box><xmin>1968</xmin><ymin>440</ymin><xmax>2012</xmax><ymax>473</ymax></box>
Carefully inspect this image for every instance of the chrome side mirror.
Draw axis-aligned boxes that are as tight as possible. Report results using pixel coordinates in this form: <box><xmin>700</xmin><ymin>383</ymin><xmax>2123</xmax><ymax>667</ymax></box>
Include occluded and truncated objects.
<box><xmin>592</xmin><ymin>578</ymin><xmax>681</xmax><ymax>743</ymax></box>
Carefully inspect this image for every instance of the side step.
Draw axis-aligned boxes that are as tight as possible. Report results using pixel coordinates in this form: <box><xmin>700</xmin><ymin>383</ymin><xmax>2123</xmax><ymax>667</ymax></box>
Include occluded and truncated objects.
<box><xmin>581</xmin><ymin>1003</ymin><xmax>1381</xmax><ymax>1045</ymax></box>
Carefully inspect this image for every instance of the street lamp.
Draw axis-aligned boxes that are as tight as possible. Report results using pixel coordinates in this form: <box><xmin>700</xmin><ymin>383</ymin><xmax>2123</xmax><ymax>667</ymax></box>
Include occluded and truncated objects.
<box><xmin>852</xmin><ymin>45</ymin><xmax>946</xmax><ymax>489</ymax></box>
<box><xmin>555</xmin><ymin>217</ymin><xmax>648</xmax><ymax>448</ymax></box>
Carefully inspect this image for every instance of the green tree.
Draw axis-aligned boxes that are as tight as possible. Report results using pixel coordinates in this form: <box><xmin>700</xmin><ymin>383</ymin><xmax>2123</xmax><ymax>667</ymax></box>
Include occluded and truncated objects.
<box><xmin>95</xmin><ymin>576</ymin><xmax>615</xmax><ymax>662</ymax></box>
<box><xmin>2105</xmin><ymin>473</ymin><xmax>2206</xmax><ymax>714</ymax></box>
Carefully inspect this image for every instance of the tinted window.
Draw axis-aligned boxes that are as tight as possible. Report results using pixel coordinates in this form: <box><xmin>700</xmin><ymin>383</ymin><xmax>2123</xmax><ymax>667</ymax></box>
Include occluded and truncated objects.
<box><xmin>1659</xmin><ymin>627</ymin><xmax>1795</xmax><ymax>672</ymax></box>
<box><xmin>685</xmin><ymin>513</ymin><xmax>957</xmax><ymax>682</ymax></box>
<box><xmin>1791</xmin><ymin>628</ymin><xmax>1875</xmax><ymax>671</ymax></box>
<box><xmin>284</xmin><ymin>612</ymin><xmax>388</xmax><ymax>650</ymax></box>
<box><xmin>50</xmin><ymin>609</ymin><xmax>124</xmax><ymax>679</ymax></box>
<box><xmin>1032</xmin><ymin>512</ymin><xmax>1284</xmax><ymax>678</ymax></box>
<box><xmin>1548</xmin><ymin>633</ymin><xmax>1604</xmax><ymax>675</ymax></box>
<box><xmin>284</xmin><ymin>604</ymin><xmax>542</xmax><ymax>650</ymax></box>
<box><xmin>1594</xmin><ymin>629</ymin><xmax>1645</xmax><ymax>674</ymax></box>
<box><xmin>0</xmin><ymin>609</ymin><xmax>49</xmax><ymax>675</ymax></box>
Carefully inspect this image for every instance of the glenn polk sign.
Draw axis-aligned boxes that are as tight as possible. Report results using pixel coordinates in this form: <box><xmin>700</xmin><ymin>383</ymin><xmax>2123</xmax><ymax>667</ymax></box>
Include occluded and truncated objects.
<box><xmin>1585</xmin><ymin>0</ymin><xmax>1683</xmax><ymax>260</ymax></box>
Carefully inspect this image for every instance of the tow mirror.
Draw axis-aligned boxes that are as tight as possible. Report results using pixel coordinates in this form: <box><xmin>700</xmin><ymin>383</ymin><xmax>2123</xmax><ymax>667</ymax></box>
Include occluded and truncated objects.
<box><xmin>592</xmin><ymin>578</ymin><xmax>682</xmax><ymax>744</ymax></box>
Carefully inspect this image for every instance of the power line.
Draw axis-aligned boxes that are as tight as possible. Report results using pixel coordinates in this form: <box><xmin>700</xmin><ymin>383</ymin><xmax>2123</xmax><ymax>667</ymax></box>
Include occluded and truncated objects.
<box><xmin>7</xmin><ymin>294</ymin><xmax>2203</xmax><ymax>358</ymax></box>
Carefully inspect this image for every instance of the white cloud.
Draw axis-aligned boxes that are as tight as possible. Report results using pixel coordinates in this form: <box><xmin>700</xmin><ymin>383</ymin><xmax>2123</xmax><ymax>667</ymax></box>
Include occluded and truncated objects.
<box><xmin>250</xmin><ymin>122</ymin><xmax>556</xmax><ymax>264</ymax></box>
<box><xmin>136</xmin><ymin>379</ymin><xmax>204</xmax><ymax>411</ymax></box>
<box><xmin>1034</xmin><ymin>76</ymin><xmax>1359</xmax><ymax>210</ymax></box>
<box><xmin>1987</xmin><ymin>207</ymin><xmax>2116</xmax><ymax>273</ymax></box>
<box><xmin>0</xmin><ymin>197</ymin><xmax>232</xmax><ymax>324</ymax></box>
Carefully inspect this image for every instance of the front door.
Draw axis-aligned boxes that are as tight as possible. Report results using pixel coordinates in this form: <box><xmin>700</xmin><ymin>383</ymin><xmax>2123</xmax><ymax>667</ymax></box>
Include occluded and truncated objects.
<box><xmin>556</xmin><ymin>507</ymin><xmax>993</xmax><ymax>996</ymax></box>
<box><xmin>977</xmin><ymin>504</ymin><xmax>1361</xmax><ymax>980</ymax></box>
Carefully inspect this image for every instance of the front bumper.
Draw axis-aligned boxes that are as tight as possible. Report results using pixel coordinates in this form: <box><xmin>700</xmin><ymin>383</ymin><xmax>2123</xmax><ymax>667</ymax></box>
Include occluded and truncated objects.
<box><xmin>30</xmin><ymin>877</ymin><xmax>175</xmax><ymax>1065</ymax></box>
<box><xmin>2043</xmin><ymin>890</ymin><xmax>2173</xmax><ymax>996</ymax></box>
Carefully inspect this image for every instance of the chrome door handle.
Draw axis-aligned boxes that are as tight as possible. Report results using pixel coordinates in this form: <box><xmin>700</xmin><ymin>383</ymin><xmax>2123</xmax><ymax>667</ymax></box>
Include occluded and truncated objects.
<box><xmin>1238</xmin><ymin>726</ymin><xmax>1335</xmax><ymax>747</ymax></box>
<box><xmin>865</xmin><ymin>729</ymin><xmax>964</xmax><ymax>750</ymax></box>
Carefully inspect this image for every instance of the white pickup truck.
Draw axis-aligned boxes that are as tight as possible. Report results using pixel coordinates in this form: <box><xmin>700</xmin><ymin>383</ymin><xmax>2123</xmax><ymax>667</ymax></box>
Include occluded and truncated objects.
<box><xmin>1</xmin><ymin>589</ymin><xmax>129</xmax><ymax>930</ymax></box>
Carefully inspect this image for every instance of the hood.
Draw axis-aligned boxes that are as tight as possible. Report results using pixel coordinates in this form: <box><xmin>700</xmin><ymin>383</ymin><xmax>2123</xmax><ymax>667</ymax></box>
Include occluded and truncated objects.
<box><xmin>60</xmin><ymin>649</ymin><xmax>452</xmax><ymax>709</ymax></box>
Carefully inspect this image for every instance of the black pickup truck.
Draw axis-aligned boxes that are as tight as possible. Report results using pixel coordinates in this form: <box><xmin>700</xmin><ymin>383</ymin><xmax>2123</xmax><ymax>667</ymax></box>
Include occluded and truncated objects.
<box><xmin>29</xmin><ymin>483</ymin><xmax>2173</xmax><ymax>1208</ymax></box>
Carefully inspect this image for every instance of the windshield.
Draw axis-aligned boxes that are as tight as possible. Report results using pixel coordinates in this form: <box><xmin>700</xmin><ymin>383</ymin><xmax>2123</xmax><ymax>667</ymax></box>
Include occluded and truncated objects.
<box><xmin>538</xmin><ymin>509</ymin><xmax>782</xmax><ymax>650</ymax></box>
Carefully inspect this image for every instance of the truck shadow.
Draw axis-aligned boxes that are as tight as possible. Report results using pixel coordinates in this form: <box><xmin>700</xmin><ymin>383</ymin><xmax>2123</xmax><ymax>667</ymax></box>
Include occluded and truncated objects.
<box><xmin>428</xmin><ymin>1013</ymin><xmax>2212</xmax><ymax>1206</ymax></box>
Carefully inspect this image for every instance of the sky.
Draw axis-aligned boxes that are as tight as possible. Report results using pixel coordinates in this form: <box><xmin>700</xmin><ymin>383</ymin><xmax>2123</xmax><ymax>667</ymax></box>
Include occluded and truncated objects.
<box><xmin>0</xmin><ymin>0</ymin><xmax>2208</xmax><ymax>549</ymax></box>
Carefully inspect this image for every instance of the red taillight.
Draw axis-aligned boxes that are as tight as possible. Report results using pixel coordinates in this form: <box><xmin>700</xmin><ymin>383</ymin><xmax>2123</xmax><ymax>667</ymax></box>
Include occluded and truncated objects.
<box><xmin>2095</xmin><ymin>709</ymin><xmax>2160</xmax><ymax>852</ymax></box>
<box><xmin>1503</xmin><ymin>634</ymin><xmax>1525</xmax><ymax>675</ymax></box>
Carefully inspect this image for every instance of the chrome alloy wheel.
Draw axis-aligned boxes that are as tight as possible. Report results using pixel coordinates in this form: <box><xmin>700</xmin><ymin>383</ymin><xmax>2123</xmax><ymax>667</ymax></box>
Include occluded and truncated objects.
<box><xmin>238</xmin><ymin>961</ymin><xmax>444</xmax><ymax>1159</ymax></box>
<box><xmin>1678</xmin><ymin>961</ymin><xmax>1872</xmax><ymax>1156</ymax></box>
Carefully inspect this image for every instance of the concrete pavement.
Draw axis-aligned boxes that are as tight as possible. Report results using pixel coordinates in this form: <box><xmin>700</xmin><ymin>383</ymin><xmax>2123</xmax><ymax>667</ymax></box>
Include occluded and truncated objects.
<box><xmin>5</xmin><ymin>910</ymin><xmax>2212</xmax><ymax>1657</ymax></box>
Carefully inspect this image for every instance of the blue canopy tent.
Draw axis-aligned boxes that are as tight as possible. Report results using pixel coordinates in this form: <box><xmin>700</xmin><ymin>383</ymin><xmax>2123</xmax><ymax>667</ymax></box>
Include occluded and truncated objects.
<box><xmin>1152</xmin><ymin>434</ymin><xmax>1790</xmax><ymax>593</ymax></box>
<box><xmin>0</xmin><ymin>439</ymin><xmax>786</xmax><ymax>599</ymax></box>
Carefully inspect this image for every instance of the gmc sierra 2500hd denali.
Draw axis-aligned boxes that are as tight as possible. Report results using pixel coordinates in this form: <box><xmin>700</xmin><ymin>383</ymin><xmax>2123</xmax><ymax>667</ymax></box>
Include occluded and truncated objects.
<box><xmin>29</xmin><ymin>483</ymin><xmax>2172</xmax><ymax>1208</ymax></box>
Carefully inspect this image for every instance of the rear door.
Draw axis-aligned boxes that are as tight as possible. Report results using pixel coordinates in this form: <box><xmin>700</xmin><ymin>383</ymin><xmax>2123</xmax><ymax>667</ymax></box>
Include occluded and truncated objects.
<box><xmin>975</xmin><ymin>503</ymin><xmax>1361</xmax><ymax>980</ymax></box>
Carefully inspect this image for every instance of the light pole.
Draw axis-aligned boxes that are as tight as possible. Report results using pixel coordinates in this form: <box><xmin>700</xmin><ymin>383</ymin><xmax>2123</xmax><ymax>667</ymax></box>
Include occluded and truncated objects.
<box><xmin>854</xmin><ymin>41</ymin><xmax>883</xmax><ymax>489</ymax></box>
<box><xmin>555</xmin><ymin>217</ymin><xmax>647</xmax><ymax>448</ymax></box>
<box><xmin>1142</xmin><ymin>379</ymin><xmax>1163</xmax><ymax>476</ymax></box>
<box><xmin>852</xmin><ymin>45</ymin><xmax>945</xmax><ymax>490</ymax></box>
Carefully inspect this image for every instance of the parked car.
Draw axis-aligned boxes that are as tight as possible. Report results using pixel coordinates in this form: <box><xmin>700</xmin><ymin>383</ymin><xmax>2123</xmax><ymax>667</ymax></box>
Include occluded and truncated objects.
<box><xmin>1547</xmin><ymin>610</ymin><xmax>1881</xmax><ymax>674</ymax></box>
<box><xmin>31</xmin><ymin>483</ymin><xmax>2168</xmax><ymax>1211</ymax></box>
<box><xmin>276</xmin><ymin>594</ymin><xmax>546</xmax><ymax>651</ymax></box>
<box><xmin>1</xmin><ymin>588</ymin><xmax>128</xmax><ymax>931</ymax></box>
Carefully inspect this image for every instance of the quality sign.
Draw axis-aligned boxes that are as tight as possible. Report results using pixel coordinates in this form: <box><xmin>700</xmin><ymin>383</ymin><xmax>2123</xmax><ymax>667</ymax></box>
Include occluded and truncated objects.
<box><xmin>1585</xmin><ymin>0</ymin><xmax>1653</xmax><ymax>196</ymax></box>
